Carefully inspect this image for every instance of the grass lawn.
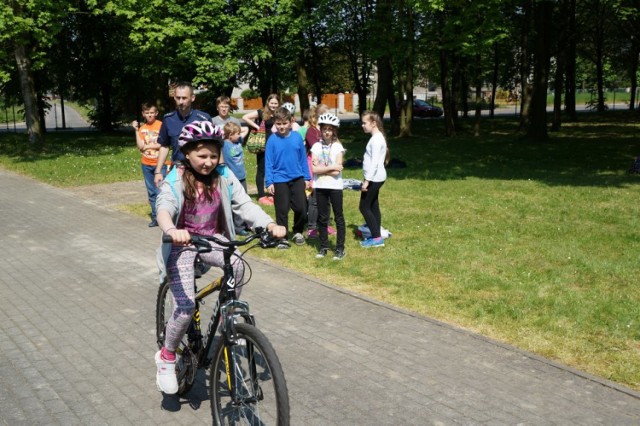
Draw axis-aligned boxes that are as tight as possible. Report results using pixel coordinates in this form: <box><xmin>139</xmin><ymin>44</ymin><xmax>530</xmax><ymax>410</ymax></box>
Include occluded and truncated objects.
<box><xmin>1</xmin><ymin>111</ymin><xmax>640</xmax><ymax>390</ymax></box>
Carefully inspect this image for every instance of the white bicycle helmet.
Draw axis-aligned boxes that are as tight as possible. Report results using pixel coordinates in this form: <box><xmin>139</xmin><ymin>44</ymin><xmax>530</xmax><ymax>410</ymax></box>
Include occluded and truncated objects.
<box><xmin>281</xmin><ymin>102</ymin><xmax>296</xmax><ymax>115</ymax></box>
<box><xmin>318</xmin><ymin>113</ymin><xmax>340</xmax><ymax>127</ymax></box>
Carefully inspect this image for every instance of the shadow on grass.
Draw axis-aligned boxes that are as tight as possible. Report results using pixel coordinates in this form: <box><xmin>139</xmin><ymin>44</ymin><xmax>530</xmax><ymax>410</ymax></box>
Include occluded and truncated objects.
<box><xmin>3</xmin><ymin>112</ymin><xmax>640</xmax><ymax>188</ymax></box>
<box><xmin>341</xmin><ymin>111</ymin><xmax>640</xmax><ymax>188</ymax></box>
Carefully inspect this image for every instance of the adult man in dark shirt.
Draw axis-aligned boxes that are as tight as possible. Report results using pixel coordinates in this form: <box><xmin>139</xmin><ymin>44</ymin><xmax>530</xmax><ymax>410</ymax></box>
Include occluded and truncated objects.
<box><xmin>154</xmin><ymin>82</ymin><xmax>211</xmax><ymax>187</ymax></box>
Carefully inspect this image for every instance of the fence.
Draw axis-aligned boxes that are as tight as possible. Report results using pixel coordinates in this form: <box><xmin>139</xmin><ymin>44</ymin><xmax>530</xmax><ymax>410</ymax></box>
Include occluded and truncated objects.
<box><xmin>234</xmin><ymin>93</ymin><xmax>357</xmax><ymax>114</ymax></box>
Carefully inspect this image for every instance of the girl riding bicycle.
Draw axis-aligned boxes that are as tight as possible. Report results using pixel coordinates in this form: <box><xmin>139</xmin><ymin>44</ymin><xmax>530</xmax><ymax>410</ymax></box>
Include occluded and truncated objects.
<box><xmin>154</xmin><ymin>120</ymin><xmax>286</xmax><ymax>394</ymax></box>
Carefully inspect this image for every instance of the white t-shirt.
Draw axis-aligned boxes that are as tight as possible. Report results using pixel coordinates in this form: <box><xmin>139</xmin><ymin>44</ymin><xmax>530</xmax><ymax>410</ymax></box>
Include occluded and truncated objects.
<box><xmin>311</xmin><ymin>140</ymin><xmax>345</xmax><ymax>190</ymax></box>
<box><xmin>363</xmin><ymin>132</ymin><xmax>387</xmax><ymax>182</ymax></box>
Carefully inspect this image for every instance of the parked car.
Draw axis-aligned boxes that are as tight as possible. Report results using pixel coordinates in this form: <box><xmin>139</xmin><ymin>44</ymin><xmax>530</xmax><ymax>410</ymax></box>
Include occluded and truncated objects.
<box><xmin>412</xmin><ymin>99</ymin><xmax>443</xmax><ymax>117</ymax></box>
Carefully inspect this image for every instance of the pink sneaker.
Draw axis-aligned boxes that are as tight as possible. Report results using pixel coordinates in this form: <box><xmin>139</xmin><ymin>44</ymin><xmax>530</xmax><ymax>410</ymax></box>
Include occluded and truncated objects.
<box><xmin>258</xmin><ymin>196</ymin><xmax>274</xmax><ymax>205</ymax></box>
<box><xmin>307</xmin><ymin>229</ymin><xmax>318</xmax><ymax>239</ymax></box>
<box><xmin>328</xmin><ymin>226</ymin><xmax>337</xmax><ymax>235</ymax></box>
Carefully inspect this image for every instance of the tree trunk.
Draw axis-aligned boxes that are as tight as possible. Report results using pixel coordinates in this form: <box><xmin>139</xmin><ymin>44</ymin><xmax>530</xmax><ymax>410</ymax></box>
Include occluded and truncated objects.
<box><xmin>629</xmin><ymin>44</ymin><xmax>639</xmax><ymax>111</ymax></box>
<box><xmin>14</xmin><ymin>43</ymin><xmax>43</xmax><ymax>144</ymax></box>
<box><xmin>519</xmin><ymin>0</ymin><xmax>534</xmax><ymax>131</ymax></box>
<box><xmin>439</xmin><ymin>48</ymin><xmax>455</xmax><ymax>136</ymax></box>
<box><xmin>490</xmin><ymin>42</ymin><xmax>499</xmax><ymax>119</ymax></box>
<box><xmin>551</xmin><ymin>0</ymin><xmax>570</xmax><ymax>132</ymax></box>
<box><xmin>551</xmin><ymin>53</ymin><xmax>564</xmax><ymax>132</ymax></box>
<box><xmin>397</xmin><ymin>3</ymin><xmax>414</xmax><ymax>138</ymax></box>
<box><xmin>99</xmin><ymin>83</ymin><xmax>113</xmax><ymax>131</ymax></box>
<box><xmin>473</xmin><ymin>54</ymin><xmax>482</xmax><ymax>137</ymax></box>
<box><xmin>60</xmin><ymin>94</ymin><xmax>67</xmax><ymax>129</ymax></box>
<box><xmin>564</xmin><ymin>0</ymin><xmax>577</xmax><ymax>120</ymax></box>
<box><xmin>398</xmin><ymin>70</ymin><xmax>413</xmax><ymax>137</ymax></box>
<box><xmin>295</xmin><ymin>56</ymin><xmax>310</xmax><ymax>116</ymax></box>
<box><xmin>373</xmin><ymin>55</ymin><xmax>393</xmax><ymax>120</ymax></box>
<box><xmin>596</xmin><ymin>43</ymin><xmax>605</xmax><ymax>112</ymax></box>
<box><xmin>526</xmin><ymin>0</ymin><xmax>553</xmax><ymax>141</ymax></box>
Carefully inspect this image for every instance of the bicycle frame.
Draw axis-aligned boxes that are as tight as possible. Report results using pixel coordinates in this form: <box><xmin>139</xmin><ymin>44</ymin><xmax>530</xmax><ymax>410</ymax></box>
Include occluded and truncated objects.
<box><xmin>190</xmin><ymin>241</ymin><xmax>256</xmax><ymax>370</ymax></box>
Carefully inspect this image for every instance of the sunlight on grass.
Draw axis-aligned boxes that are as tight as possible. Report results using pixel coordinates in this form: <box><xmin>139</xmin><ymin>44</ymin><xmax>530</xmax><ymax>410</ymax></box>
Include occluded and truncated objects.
<box><xmin>1</xmin><ymin>111</ymin><xmax>640</xmax><ymax>390</ymax></box>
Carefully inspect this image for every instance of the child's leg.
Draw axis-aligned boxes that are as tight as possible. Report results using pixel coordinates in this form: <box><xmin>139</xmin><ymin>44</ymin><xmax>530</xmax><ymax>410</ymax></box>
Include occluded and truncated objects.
<box><xmin>289</xmin><ymin>178</ymin><xmax>308</xmax><ymax>235</ymax></box>
<box><xmin>316</xmin><ymin>188</ymin><xmax>330</xmax><ymax>249</ymax></box>
<box><xmin>142</xmin><ymin>164</ymin><xmax>158</xmax><ymax>218</ymax></box>
<box><xmin>255</xmin><ymin>153</ymin><xmax>266</xmax><ymax>198</ymax></box>
<box><xmin>307</xmin><ymin>189</ymin><xmax>318</xmax><ymax>231</ymax></box>
<box><xmin>369</xmin><ymin>181</ymin><xmax>384</xmax><ymax>233</ymax></box>
<box><xmin>164</xmin><ymin>246</ymin><xmax>197</xmax><ymax>353</ymax></box>
<box><xmin>329</xmin><ymin>189</ymin><xmax>346</xmax><ymax>250</ymax></box>
<box><xmin>359</xmin><ymin>183</ymin><xmax>382</xmax><ymax>239</ymax></box>
<box><xmin>273</xmin><ymin>182</ymin><xmax>291</xmax><ymax>232</ymax></box>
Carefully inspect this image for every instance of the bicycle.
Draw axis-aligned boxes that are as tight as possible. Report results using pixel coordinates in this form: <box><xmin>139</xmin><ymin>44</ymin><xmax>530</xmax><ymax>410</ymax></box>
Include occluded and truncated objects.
<box><xmin>155</xmin><ymin>228</ymin><xmax>290</xmax><ymax>425</ymax></box>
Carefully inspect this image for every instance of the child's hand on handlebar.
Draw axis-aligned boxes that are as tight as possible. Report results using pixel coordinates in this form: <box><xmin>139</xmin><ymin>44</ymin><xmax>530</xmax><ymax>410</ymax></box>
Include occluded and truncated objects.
<box><xmin>167</xmin><ymin>228</ymin><xmax>191</xmax><ymax>245</ymax></box>
<box><xmin>266</xmin><ymin>223</ymin><xmax>287</xmax><ymax>239</ymax></box>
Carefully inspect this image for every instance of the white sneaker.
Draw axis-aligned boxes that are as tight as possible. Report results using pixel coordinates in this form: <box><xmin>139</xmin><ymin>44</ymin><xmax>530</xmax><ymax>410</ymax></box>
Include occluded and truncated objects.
<box><xmin>155</xmin><ymin>350</ymin><xmax>178</xmax><ymax>394</ymax></box>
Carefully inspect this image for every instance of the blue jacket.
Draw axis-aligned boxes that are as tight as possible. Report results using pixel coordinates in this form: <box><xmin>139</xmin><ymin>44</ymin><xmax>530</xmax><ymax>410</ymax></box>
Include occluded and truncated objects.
<box><xmin>158</xmin><ymin>109</ymin><xmax>211</xmax><ymax>163</ymax></box>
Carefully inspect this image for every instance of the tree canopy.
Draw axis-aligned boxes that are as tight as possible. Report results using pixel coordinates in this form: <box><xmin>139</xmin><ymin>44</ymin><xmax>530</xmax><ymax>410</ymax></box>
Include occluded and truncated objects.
<box><xmin>1</xmin><ymin>0</ymin><xmax>639</xmax><ymax>139</ymax></box>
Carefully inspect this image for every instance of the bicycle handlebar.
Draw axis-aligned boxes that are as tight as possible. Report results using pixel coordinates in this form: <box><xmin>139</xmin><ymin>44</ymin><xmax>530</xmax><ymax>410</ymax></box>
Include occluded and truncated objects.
<box><xmin>161</xmin><ymin>227</ymin><xmax>279</xmax><ymax>250</ymax></box>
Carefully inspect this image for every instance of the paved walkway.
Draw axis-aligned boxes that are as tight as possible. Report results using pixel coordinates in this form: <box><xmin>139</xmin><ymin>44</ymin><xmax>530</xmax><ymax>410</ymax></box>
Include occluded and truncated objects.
<box><xmin>1</xmin><ymin>168</ymin><xmax>639</xmax><ymax>425</ymax></box>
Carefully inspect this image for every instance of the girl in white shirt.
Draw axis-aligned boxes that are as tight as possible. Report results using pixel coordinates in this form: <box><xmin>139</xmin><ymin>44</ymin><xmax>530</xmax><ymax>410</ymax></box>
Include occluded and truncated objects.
<box><xmin>311</xmin><ymin>113</ymin><xmax>346</xmax><ymax>260</ymax></box>
<box><xmin>359</xmin><ymin>110</ymin><xmax>388</xmax><ymax>248</ymax></box>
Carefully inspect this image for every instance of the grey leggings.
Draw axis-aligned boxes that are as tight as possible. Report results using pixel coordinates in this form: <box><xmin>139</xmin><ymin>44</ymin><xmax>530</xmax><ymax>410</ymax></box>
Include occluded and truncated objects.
<box><xmin>164</xmin><ymin>236</ymin><xmax>244</xmax><ymax>352</ymax></box>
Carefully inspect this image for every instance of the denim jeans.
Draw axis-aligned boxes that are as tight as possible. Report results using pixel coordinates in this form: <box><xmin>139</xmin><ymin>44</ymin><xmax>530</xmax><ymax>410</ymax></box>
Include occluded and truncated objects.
<box><xmin>142</xmin><ymin>163</ymin><xmax>166</xmax><ymax>219</ymax></box>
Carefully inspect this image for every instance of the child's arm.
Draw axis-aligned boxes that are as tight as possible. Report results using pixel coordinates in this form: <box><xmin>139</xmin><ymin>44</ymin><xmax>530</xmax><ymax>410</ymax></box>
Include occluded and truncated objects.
<box><xmin>132</xmin><ymin>122</ymin><xmax>145</xmax><ymax>151</ymax></box>
<box><xmin>311</xmin><ymin>149</ymin><xmax>343</xmax><ymax>176</ymax></box>
<box><xmin>242</xmin><ymin>111</ymin><xmax>260</xmax><ymax>131</ymax></box>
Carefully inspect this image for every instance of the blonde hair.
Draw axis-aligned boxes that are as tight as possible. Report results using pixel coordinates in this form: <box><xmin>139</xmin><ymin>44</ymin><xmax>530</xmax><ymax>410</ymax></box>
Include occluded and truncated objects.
<box><xmin>223</xmin><ymin>121</ymin><xmax>241</xmax><ymax>138</ymax></box>
<box><xmin>262</xmin><ymin>93</ymin><xmax>279</xmax><ymax>121</ymax></box>
<box><xmin>307</xmin><ymin>105</ymin><xmax>319</xmax><ymax>128</ymax></box>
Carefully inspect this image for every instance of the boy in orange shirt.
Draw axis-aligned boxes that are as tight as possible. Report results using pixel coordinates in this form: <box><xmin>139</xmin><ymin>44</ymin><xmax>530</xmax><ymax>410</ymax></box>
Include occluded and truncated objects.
<box><xmin>132</xmin><ymin>102</ymin><xmax>166</xmax><ymax>227</ymax></box>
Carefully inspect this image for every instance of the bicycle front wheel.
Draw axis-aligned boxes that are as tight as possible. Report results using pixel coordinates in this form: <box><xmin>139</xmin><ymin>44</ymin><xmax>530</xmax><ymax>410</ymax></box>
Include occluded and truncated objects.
<box><xmin>209</xmin><ymin>323</ymin><xmax>289</xmax><ymax>425</ymax></box>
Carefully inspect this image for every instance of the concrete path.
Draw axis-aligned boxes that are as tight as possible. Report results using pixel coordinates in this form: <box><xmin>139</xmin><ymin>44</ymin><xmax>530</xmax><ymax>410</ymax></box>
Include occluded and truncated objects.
<box><xmin>0</xmin><ymin>168</ymin><xmax>639</xmax><ymax>425</ymax></box>
<box><xmin>0</xmin><ymin>101</ymin><xmax>91</xmax><ymax>132</ymax></box>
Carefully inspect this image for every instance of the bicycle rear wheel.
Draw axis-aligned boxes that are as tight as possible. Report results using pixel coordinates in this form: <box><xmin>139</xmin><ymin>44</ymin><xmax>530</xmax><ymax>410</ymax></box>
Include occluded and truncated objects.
<box><xmin>155</xmin><ymin>279</ymin><xmax>197</xmax><ymax>396</ymax></box>
<box><xmin>209</xmin><ymin>323</ymin><xmax>289</xmax><ymax>425</ymax></box>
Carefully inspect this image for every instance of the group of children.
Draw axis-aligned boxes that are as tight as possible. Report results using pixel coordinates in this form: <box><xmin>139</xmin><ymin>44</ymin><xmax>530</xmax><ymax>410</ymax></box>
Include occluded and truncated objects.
<box><xmin>133</xmin><ymin>94</ymin><xmax>388</xmax><ymax>259</ymax></box>
<box><xmin>138</xmin><ymin>90</ymin><xmax>388</xmax><ymax>395</ymax></box>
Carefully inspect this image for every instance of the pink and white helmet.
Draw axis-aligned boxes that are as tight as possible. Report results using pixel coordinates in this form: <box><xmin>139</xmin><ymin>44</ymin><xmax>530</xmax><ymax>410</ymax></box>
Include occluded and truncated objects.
<box><xmin>178</xmin><ymin>121</ymin><xmax>224</xmax><ymax>152</ymax></box>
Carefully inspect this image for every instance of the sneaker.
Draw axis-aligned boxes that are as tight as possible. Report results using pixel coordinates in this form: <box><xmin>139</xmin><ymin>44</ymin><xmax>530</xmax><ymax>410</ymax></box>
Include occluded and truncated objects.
<box><xmin>292</xmin><ymin>233</ymin><xmax>305</xmax><ymax>246</ymax></box>
<box><xmin>236</xmin><ymin>228</ymin><xmax>250</xmax><ymax>236</ymax></box>
<box><xmin>307</xmin><ymin>229</ymin><xmax>318</xmax><ymax>239</ymax></box>
<box><xmin>148</xmin><ymin>219</ymin><xmax>158</xmax><ymax>227</ymax></box>
<box><xmin>258</xmin><ymin>196</ymin><xmax>274</xmax><ymax>205</ymax></box>
<box><xmin>332</xmin><ymin>249</ymin><xmax>346</xmax><ymax>260</ymax></box>
<box><xmin>155</xmin><ymin>350</ymin><xmax>178</xmax><ymax>394</ymax></box>
<box><xmin>316</xmin><ymin>248</ymin><xmax>328</xmax><ymax>259</ymax></box>
<box><xmin>327</xmin><ymin>226</ymin><xmax>337</xmax><ymax>235</ymax></box>
<box><xmin>360</xmin><ymin>237</ymin><xmax>385</xmax><ymax>248</ymax></box>
<box><xmin>276</xmin><ymin>239</ymin><xmax>290</xmax><ymax>250</ymax></box>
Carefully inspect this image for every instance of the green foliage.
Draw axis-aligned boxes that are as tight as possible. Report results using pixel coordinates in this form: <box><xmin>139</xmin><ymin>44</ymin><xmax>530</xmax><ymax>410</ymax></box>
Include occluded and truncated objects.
<box><xmin>241</xmin><ymin>88</ymin><xmax>260</xmax><ymax>99</ymax></box>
